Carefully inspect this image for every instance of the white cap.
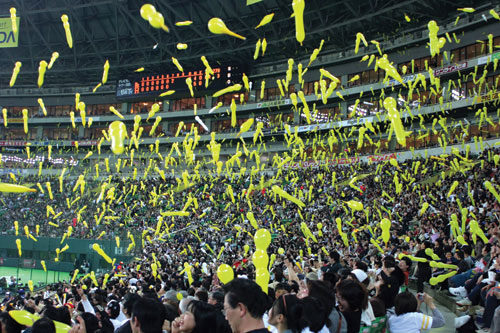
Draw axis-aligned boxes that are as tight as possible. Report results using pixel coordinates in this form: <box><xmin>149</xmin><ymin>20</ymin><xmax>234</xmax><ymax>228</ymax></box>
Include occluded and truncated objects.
<box><xmin>351</xmin><ymin>269</ymin><xmax>368</xmax><ymax>283</ymax></box>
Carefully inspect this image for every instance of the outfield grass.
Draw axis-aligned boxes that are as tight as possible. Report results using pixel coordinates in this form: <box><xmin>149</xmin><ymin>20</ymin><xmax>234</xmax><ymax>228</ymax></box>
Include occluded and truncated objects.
<box><xmin>0</xmin><ymin>266</ymin><xmax>70</xmax><ymax>289</ymax></box>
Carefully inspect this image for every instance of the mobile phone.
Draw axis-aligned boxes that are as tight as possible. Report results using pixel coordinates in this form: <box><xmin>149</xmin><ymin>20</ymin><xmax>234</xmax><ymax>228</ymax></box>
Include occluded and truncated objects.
<box><xmin>417</xmin><ymin>293</ymin><xmax>424</xmax><ymax>301</ymax></box>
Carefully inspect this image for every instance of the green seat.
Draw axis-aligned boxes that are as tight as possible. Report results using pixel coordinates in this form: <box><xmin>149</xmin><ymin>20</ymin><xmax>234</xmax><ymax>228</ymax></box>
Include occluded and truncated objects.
<box><xmin>359</xmin><ymin>316</ymin><xmax>387</xmax><ymax>333</ymax></box>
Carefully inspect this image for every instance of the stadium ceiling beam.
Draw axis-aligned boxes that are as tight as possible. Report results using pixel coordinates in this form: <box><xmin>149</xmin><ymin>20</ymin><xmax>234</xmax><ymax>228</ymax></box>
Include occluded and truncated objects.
<box><xmin>216</xmin><ymin>0</ymin><xmax>261</xmax><ymax>40</ymax></box>
<box><xmin>116</xmin><ymin>6</ymin><xmax>149</xmax><ymax>63</ymax></box>
<box><xmin>159</xmin><ymin>1</ymin><xmax>221</xmax><ymax>52</ymax></box>
<box><xmin>118</xmin><ymin>7</ymin><xmax>176</xmax><ymax>60</ymax></box>
<box><xmin>14</xmin><ymin>0</ymin><xmax>53</xmax><ymax>55</ymax></box>
<box><xmin>64</xmin><ymin>0</ymin><xmax>106</xmax><ymax>65</ymax></box>
<box><xmin>16</xmin><ymin>0</ymin><xmax>115</xmax><ymax>15</ymax></box>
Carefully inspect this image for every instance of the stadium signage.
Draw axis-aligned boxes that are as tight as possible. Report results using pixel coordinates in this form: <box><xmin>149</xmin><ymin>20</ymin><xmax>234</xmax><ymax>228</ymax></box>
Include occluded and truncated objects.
<box><xmin>433</xmin><ymin>62</ymin><xmax>467</xmax><ymax>76</ymax></box>
<box><xmin>257</xmin><ymin>99</ymin><xmax>291</xmax><ymax>108</ymax></box>
<box><xmin>282</xmin><ymin>153</ymin><xmax>399</xmax><ymax>169</ymax></box>
<box><xmin>477</xmin><ymin>52</ymin><xmax>500</xmax><ymax>65</ymax></box>
<box><xmin>0</xmin><ymin>17</ymin><xmax>19</xmax><ymax>48</ymax></box>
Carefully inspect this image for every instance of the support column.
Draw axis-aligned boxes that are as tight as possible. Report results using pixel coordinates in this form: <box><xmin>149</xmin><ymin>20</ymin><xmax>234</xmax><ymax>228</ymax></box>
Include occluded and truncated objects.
<box><xmin>36</xmin><ymin>127</ymin><xmax>43</xmax><ymax>140</ymax></box>
<box><xmin>121</xmin><ymin>102</ymin><xmax>128</xmax><ymax>115</ymax></box>
<box><xmin>78</xmin><ymin>125</ymin><xmax>85</xmax><ymax>139</ymax></box>
<box><xmin>205</xmin><ymin>96</ymin><xmax>213</xmax><ymax>109</ymax></box>
<box><xmin>162</xmin><ymin>100</ymin><xmax>170</xmax><ymax>112</ymax></box>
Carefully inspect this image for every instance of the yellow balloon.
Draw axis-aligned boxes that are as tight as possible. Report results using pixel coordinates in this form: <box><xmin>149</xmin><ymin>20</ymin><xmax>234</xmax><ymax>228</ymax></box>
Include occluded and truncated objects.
<box><xmin>243</xmin><ymin>244</ymin><xmax>250</xmax><ymax>256</ymax></box>
<box><xmin>208</xmin><ymin>18</ymin><xmax>246</xmax><ymax>40</ymax></box>
<box><xmin>149</xmin><ymin>12</ymin><xmax>164</xmax><ymax>29</ymax></box>
<box><xmin>292</xmin><ymin>0</ymin><xmax>305</xmax><ymax>44</ymax></box>
<box><xmin>9</xmin><ymin>310</ymin><xmax>40</xmax><ymax>327</ymax></box>
<box><xmin>255</xmin><ymin>267</ymin><xmax>270</xmax><ymax>294</ymax></box>
<box><xmin>109</xmin><ymin>121</ymin><xmax>127</xmax><ymax>155</ymax></box>
<box><xmin>252</xmin><ymin>249</ymin><xmax>269</xmax><ymax>268</ymax></box>
<box><xmin>346</xmin><ymin>200</ymin><xmax>363</xmax><ymax>211</ymax></box>
<box><xmin>0</xmin><ymin>183</ymin><xmax>36</xmax><ymax>193</ymax></box>
<box><xmin>254</xmin><ymin>229</ymin><xmax>271</xmax><ymax>249</ymax></box>
<box><xmin>140</xmin><ymin>4</ymin><xmax>156</xmax><ymax>20</ymax></box>
<box><xmin>278</xmin><ymin>248</ymin><xmax>285</xmax><ymax>255</ymax></box>
<box><xmin>216</xmin><ymin>264</ymin><xmax>234</xmax><ymax>284</ymax></box>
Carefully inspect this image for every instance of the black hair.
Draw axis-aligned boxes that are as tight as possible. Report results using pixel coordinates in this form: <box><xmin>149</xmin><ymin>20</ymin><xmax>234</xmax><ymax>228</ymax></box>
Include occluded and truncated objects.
<box><xmin>163</xmin><ymin>303</ymin><xmax>178</xmax><ymax>322</ymax></box>
<box><xmin>369</xmin><ymin>298</ymin><xmax>386</xmax><ymax>318</ymax></box>
<box><xmin>32</xmin><ymin>317</ymin><xmax>55</xmax><ymax>333</ymax></box>
<box><xmin>330</xmin><ymin>251</ymin><xmax>340</xmax><ymax>262</ymax></box>
<box><xmin>355</xmin><ymin>260</ymin><xmax>368</xmax><ymax>272</ymax></box>
<box><xmin>185</xmin><ymin>300</ymin><xmax>227</xmax><ymax>333</ymax></box>
<box><xmin>289</xmin><ymin>281</ymin><xmax>299</xmax><ymax>294</ymax></box>
<box><xmin>223</xmin><ymin>278</ymin><xmax>269</xmax><ymax>319</ymax></box>
<box><xmin>275</xmin><ymin>282</ymin><xmax>291</xmax><ymax>293</ymax></box>
<box><xmin>301</xmin><ymin>297</ymin><xmax>328</xmax><ymax>333</ymax></box>
<box><xmin>195</xmin><ymin>289</ymin><xmax>208</xmax><ymax>303</ymax></box>
<box><xmin>400</xmin><ymin>257</ymin><xmax>412</xmax><ymax>270</ymax></box>
<box><xmin>306</xmin><ymin>280</ymin><xmax>335</xmax><ymax>315</ymax></box>
<box><xmin>122</xmin><ymin>293</ymin><xmax>141</xmax><ymax>317</ymax></box>
<box><xmin>270</xmin><ymin>294</ymin><xmax>305</xmax><ymax>333</ymax></box>
<box><xmin>455</xmin><ymin>250</ymin><xmax>464</xmax><ymax>260</ymax></box>
<box><xmin>81</xmin><ymin>313</ymin><xmax>100</xmax><ymax>333</ymax></box>
<box><xmin>107</xmin><ymin>300</ymin><xmax>120</xmax><ymax>319</ymax></box>
<box><xmin>131</xmin><ymin>297</ymin><xmax>166</xmax><ymax>333</ymax></box>
<box><xmin>394</xmin><ymin>291</ymin><xmax>418</xmax><ymax>316</ymax></box>
<box><xmin>337</xmin><ymin>279</ymin><xmax>368</xmax><ymax>312</ymax></box>
<box><xmin>0</xmin><ymin>312</ymin><xmax>24</xmax><ymax>333</ymax></box>
<box><xmin>383</xmin><ymin>256</ymin><xmax>396</xmax><ymax>269</ymax></box>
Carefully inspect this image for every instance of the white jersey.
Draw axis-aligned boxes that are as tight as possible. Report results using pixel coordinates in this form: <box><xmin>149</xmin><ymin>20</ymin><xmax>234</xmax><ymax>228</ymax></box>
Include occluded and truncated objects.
<box><xmin>388</xmin><ymin>312</ymin><xmax>433</xmax><ymax>333</ymax></box>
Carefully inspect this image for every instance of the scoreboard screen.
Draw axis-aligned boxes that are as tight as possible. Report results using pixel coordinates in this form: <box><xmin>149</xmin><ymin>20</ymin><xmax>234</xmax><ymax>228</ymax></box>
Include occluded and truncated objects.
<box><xmin>116</xmin><ymin>65</ymin><xmax>244</xmax><ymax>100</ymax></box>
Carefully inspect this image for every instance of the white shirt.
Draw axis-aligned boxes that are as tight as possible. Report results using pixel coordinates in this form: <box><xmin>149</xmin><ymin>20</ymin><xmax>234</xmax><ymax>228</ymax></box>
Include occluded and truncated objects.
<box><xmin>388</xmin><ymin>312</ymin><xmax>433</xmax><ymax>332</ymax></box>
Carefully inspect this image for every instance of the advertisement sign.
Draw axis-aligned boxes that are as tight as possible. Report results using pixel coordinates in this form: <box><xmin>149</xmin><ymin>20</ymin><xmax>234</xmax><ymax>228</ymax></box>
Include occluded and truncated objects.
<box><xmin>72</xmin><ymin>140</ymin><xmax>98</xmax><ymax>146</ymax></box>
<box><xmin>0</xmin><ymin>140</ymin><xmax>27</xmax><ymax>147</ymax></box>
<box><xmin>282</xmin><ymin>153</ymin><xmax>399</xmax><ymax>169</ymax></box>
<box><xmin>257</xmin><ymin>99</ymin><xmax>291</xmax><ymax>109</ymax></box>
<box><xmin>0</xmin><ymin>17</ymin><xmax>19</xmax><ymax>48</ymax></box>
<box><xmin>433</xmin><ymin>62</ymin><xmax>468</xmax><ymax>76</ymax></box>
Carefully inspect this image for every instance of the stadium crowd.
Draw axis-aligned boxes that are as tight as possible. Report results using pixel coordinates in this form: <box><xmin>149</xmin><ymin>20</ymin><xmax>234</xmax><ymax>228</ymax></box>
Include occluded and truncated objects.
<box><xmin>0</xmin><ymin>146</ymin><xmax>499</xmax><ymax>332</ymax></box>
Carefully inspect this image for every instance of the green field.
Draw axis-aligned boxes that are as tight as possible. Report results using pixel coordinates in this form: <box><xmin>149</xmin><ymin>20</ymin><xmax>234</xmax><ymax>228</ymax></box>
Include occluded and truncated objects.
<box><xmin>0</xmin><ymin>266</ymin><xmax>71</xmax><ymax>289</ymax></box>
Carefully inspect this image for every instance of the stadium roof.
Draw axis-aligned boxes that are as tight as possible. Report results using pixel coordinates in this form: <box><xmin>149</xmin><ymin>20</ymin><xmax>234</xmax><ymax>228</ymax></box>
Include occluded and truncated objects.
<box><xmin>0</xmin><ymin>0</ymin><xmax>494</xmax><ymax>88</ymax></box>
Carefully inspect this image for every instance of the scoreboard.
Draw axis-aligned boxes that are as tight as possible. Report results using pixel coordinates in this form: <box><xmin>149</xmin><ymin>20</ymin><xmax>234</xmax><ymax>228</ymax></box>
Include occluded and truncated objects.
<box><xmin>116</xmin><ymin>65</ymin><xmax>244</xmax><ymax>100</ymax></box>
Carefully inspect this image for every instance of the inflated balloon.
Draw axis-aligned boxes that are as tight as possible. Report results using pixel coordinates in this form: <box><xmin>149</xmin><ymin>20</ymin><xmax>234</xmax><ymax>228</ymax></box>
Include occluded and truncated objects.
<box><xmin>172</xmin><ymin>57</ymin><xmax>184</xmax><ymax>72</ymax></box>
<box><xmin>177</xmin><ymin>43</ymin><xmax>188</xmax><ymax>50</ymax></box>
<box><xmin>346</xmin><ymin>200</ymin><xmax>363</xmax><ymax>211</ymax></box>
<box><xmin>216</xmin><ymin>264</ymin><xmax>234</xmax><ymax>284</ymax></box>
<box><xmin>254</xmin><ymin>39</ymin><xmax>261</xmax><ymax>60</ymax></box>
<box><xmin>15</xmin><ymin>238</ymin><xmax>21</xmax><ymax>256</ymax></box>
<box><xmin>0</xmin><ymin>183</ymin><xmax>36</xmax><ymax>193</ymax></box>
<box><xmin>380</xmin><ymin>218</ymin><xmax>391</xmax><ymax>244</ymax></box>
<box><xmin>109</xmin><ymin>106</ymin><xmax>124</xmax><ymax>119</ymax></box>
<box><xmin>176</xmin><ymin>21</ymin><xmax>193</xmax><ymax>26</ymax></box>
<box><xmin>61</xmin><ymin>14</ymin><xmax>73</xmax><ymax>48</ymax></box>
<box><xmin>2</xmin><ymin>108</ymin><xmax>7</xmax><ymax>127</ymax></box>
<box><xmin>427</xmin><ymin>20</ymin><xmax>446</xmax><ymax>57</ymax></box>
<box><xmin>424</xmin><ymin>248</ymin><xmax>441</xmax><ymax>261</ymax></box>
<box><xmin>255</xmin><ymin>267</ymin><xmax>270</xmax><ymax>294</ymax></box>
<box><xmin>102</xmin><ymin>60</ymin><xmax>110</xmax><ymax>84</ymax></box>
<box><xmin>92</xmin><ymin>243</ymin><xmax>113</xmax><ymax>264</ymax></box>
<box><xmin>255</xmin><ymin>13</ymin><xmax>274</xmax><ymax>28</ymax></box>
<box><xmin>213</xmin><ymin>84</ymin><xmax>242</xmax><ymax>98</ymax></box>
<box><xmin>140</xmin><ymin>4</ymin><xmax>156</xmax><ymax>20</ymax></box>
<box><xmin>37</xmin><ymin>60</ymin><xmax>47</xmax><ymax>88</ymax></box>
<box><xmin>243</xmin><ymin>244</ymin><xmax>250</xmax><ymax>256</ymax></box>
<box><xmin>254</xmin><ymin>229</ymin><xmax>271</xmax><ymax>249</ymax></box>
<box><xmin>41</xmin><ymin>260</ymin><xmax>46</xmax><ymax>272</ymax></box>
<box><xmin>252</xmin><ymin>249</ymin><xmax>269</xmax><ymax>268</ymax></box>
<box><xmin>383</xmin><ymin>97</ymin><xmax>407</xmax><ymax>147</ymax></box>
<box><xmin>429</xmin><ymin>271</ymin><xmax>457</xmax><ymax>285</ymax></box>
<box><xmin>485</xmin><ymin>181</ymin><xmax>500</xmax><ymax>203</ymax></box>
<box><xmin>48</xmin><ymin>52</ymin><xmax>59</xmax><ymax>69</ymax></box>
<box><xmin>208</xmin><ymin>18</ymin><xmax>246</xmax><ymax>40</ymax></box>
<box><xmin>9</xmin><ymin>61</ymin><xmax>22</xmax><ymax>87</ymax></box>
<box><xmin>238</xmin><ymin>118</ymin><xmax>254</xmax><ymax>136</ymax></box>
<box><xmin>201</xmin><ymin>56</ymin><xmax>214</xmax><ymax>76</ymax></box>
<box><xmin>292</xmin><ymin>0</ymin><xmax>305</xmax><ymax>45</ymax></box>
<box><xmin>109</xmin><ymin>121</ymin><xmax>127</xmax><ymax>155</ymax></box>
<box><xmin>186</xmin><ymin>77</ymin><xmax>194</xmax><ymax>97</ymax></box>
<box><xmin>355</xmin><ymin>32</ymin><xmax>368</xmax><ymax>54</ymax></box>
<box><xmin>10</xmin><ymin>8</ymin><xmax>17</xmax><ymax>34</ymax></box>
<box><xmin>278</xmin><ymin>248</ymin><xmax>285</xmax><ymax>255</ymax></box>
<box><xmin>9</xmin><ymin>310</ymin><xmax>40</xmax><ymax>327</ymax></box>
<box><xmin>271</xmin><ymin>185</ymin><xmax>305</xmax><ymax>208</ymax></box>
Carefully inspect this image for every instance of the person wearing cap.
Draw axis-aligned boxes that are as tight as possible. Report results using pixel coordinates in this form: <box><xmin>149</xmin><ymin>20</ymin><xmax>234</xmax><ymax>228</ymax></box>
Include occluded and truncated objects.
<box><xmin>115</xmin><ymin>293</ymin><xmax>141</xmax><ymax>333</ymax></box>
<box><xmin>348</xmin><ymin>270</ymin><xmax>375</xmax><ymax>327</ymax></box>
<box><xmin>106</xmin><ymin>300</ymin><xmax>121</xmax><ymax>330</ymax></box>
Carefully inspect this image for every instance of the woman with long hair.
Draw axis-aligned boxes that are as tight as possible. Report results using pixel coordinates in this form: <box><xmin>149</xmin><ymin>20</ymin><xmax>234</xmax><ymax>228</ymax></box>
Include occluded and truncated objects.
<box><xmin>171</xmin><ymin>300</ymin><xmax>231</xmax><ymax>333</ymax></box>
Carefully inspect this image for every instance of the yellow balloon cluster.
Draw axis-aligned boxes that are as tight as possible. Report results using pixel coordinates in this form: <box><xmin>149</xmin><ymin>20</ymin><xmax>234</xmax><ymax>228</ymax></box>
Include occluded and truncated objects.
<box><xmin>253</xmin><ymin>229</ymin><xmax>271</xmax><ymax>293</ymax></box>
<box><xmin>140</xmin><ymin>4</ymin><xmax>169</xmax><ymax>32</ymax></box>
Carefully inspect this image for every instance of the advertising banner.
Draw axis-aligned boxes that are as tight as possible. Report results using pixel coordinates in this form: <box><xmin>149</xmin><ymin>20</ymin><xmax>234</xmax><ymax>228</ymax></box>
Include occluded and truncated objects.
<box><xmin>0</xmin><ymin>17</ymin><xmax>20</xmax><ymax>48</ymax></box>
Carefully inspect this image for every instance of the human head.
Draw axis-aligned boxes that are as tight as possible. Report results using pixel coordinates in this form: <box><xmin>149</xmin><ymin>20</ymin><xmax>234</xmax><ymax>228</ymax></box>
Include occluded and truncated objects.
<box><xmin>175</xmin><ymin>300</ymin><xmax>219</xmax><ymax>333</ymax></box>
<box><xmin>268</xmin><ymin>294</ymin><xmax>304</xmax><ymax>333</ymax></box>
<box><xmin>398</xmin><ymin>257</ymin><xmax>412</xmax><ymax>272</ymax></box>
<box><xmin>122</xmin><ymin>293</ymin><xmax>141</xmax><ymax>318</ymax></box>
<box><xmin>336</xmin><ymin>279</ymin><xmax>368</xmax><ymax>312</ymax></box>
<box><xmin>0</xmin><ymin>312</ymin><xmax>24</xmax><ymax>333</ymax></box>
<box><xmin>31</xmin><ymin>318</ymin><xmax>55</xmax><ymax>333</ymax></box>
<box><xmin>208</xmin><ymin>291</ymin><xmax>224</xmax><ymax>308</ymax></box>
<box><xmin>394</xmin><ymin>291</ymin><xmax>418</xmax><ymax>315</ymax></box>
<box><xmin>107</xmin><ymin>300</ymin><xmax>121</xmax><ymax>319</ymax></box>
<box><xmin>223</xmin><ymin>278</ymin><xmax>268</xmax><ymax>332</ymax></box>
<box><xmin>131</xmin><ymin>297</ymin><xmax>166</xmax><ymax>333</ymax></box>
<box><xmin>274</xmin><ymin>283</ymin><xmax>291</xmax><ymax>299</ymax></box>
